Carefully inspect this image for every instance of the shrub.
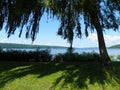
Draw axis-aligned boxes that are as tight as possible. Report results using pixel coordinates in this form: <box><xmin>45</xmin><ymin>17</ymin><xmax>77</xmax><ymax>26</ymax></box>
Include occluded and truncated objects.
<box><xmin>117</xmin><ymin>55</ymin><xmax>120</xmax><ymax>60</ymax></box>
<box><xmin>0</xmin><ymin>49</ymin><xmax>52</xmax><ymax>62</ymax></box>
<box><xmin>0</xmin><ymin>47</ymin><xmax>3</xmax><ymax>52</ymax></box>
<box><xmin>54</xmin><ymin>53</ymin><xmax>64</xmax><ymax>62</ymax></box>
<box><xmin>53</xmin><ymin>52</ymin><xmax>101</xmax><ymax>62</ymax></box>
<box><xmin>109</xmin><ymin>55</ymin><xmax>116</xmax><ymax>61</ymax></box>
<box><xmin>34</xmin><ymin>49</ymin><xmax>52</xmax><ymax>62</ymax></box>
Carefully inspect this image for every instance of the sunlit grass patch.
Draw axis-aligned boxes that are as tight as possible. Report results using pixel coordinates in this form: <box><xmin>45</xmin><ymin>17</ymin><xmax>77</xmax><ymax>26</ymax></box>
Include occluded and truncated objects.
<box><xmin>0</xmin><ymin>62</ymin><xmax>120</xmax><ymax>90</ymax></box>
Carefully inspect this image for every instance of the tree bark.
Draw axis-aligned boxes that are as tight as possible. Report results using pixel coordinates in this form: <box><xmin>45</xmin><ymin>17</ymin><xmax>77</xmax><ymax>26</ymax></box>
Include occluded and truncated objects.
<box><xmin>93</xmin><ymin>16</ymin><xmax>112</xmax><ymax>69</ymax></box>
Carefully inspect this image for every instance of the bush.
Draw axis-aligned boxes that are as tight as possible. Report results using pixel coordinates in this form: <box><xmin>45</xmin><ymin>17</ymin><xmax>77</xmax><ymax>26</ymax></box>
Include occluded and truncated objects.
<box><xmin>0</xmin><ymin>49</ymin><xmax>52</xmax><ymax>62</ymax></box>
<box><xmin>0</xmin><ymin>48</ymin><xmax>100</xmax><ymax>62</ymax></box>
<box><xmin>53</xmin><ymin>52</ymin><xmax>101</xmax><ymax>62</ymax></box>
<box><xmin>117</xmin><ymin>55</ymin><xmax>120</xmax><ymax>60</ymax></box>
<box><xmin>34</xmin><ymin>49</ymin><xmax>52</xmax><ymax>62</ymax></box>
<box><xmin>109</xmin><ymin>55</ymin><xmax>116</xmax><ymax>61</ymax></box>
<box><xmin>0</xmin><ymin>47</ymin><xmax>3</xmax><ymax>52</ymax></box>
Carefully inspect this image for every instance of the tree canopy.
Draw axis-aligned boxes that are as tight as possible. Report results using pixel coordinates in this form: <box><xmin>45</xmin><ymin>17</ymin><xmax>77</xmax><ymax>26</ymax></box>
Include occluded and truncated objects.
<box><xmin>47</xmin><ymin>0</ymin><xmax>120</xmax><ymax>45</ymax></box>
<box><xmin>0</xmin><ymin>0</ymin><xmax>44</xmax><ymax>41</ymax></box>
<box><xmin>0</xmin><ymin>0</ymin><xmax>120</xmax><ymax>45</ymax></box>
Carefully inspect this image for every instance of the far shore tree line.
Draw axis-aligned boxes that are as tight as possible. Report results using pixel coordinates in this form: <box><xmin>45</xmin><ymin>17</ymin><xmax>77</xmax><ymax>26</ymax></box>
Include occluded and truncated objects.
<box><xmin>0</xmin><ymin>0</ymin><xmax>120</xmax><ymax>69</ymax></box>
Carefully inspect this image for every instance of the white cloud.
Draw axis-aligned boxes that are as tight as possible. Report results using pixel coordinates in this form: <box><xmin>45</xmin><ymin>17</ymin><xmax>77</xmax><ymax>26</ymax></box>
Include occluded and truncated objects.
<box><xmin>0</xmin><ymin>38</ymin><xmax>8</xmax><ymax>43</ymax></box>
<box><xmin>0</xmin><ymin>37</ymin><xmax>32</xmax><ymax>44</ymax></box>
<box><xmin>88</xmin><ymin>33</ymin><xmax>120</xmax><ymax>47</ymax></box>
<box><xmin>88</xmin><ymin>33</ymin><xmax>98</xmax><ymax>42</ymax></box>
<box><xmin>34</xmin><ymin>41</ymin><xmax>69</xmax><ymax>47</ymax></box>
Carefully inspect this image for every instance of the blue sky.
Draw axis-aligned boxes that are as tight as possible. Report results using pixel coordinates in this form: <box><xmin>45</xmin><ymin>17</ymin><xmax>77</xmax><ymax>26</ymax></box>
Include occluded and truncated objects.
<box><xmin>0</xmin><ymin>13</ymin><xmax>120</xmax><ymax>48</ymax></box>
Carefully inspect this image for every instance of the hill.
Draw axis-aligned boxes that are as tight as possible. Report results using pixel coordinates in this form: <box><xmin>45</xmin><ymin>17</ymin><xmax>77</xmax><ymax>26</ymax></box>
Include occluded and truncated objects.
<box><xmin>110</xmin><ymin>44</ymin><xmax>120</xmax><ymax>48</ymax></box>
<box><xmin>0</xmin><ymin>43</ymin><xmax>67</xmax><ymax>49</ymax></box>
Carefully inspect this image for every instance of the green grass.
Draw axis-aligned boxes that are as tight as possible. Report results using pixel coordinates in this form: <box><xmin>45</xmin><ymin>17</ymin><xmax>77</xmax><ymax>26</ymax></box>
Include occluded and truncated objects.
<box><xmin>0</xmin><ymin>61</ymin><xmax>120</xmax><ymax>90</ymax></box>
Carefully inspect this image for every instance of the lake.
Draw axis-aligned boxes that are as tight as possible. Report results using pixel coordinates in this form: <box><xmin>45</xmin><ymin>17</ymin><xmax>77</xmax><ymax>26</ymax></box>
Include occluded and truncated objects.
<box><xmin>51</xmin><ymin>48</ymin><xmax>120</xmax><ymax>56</ymax></box>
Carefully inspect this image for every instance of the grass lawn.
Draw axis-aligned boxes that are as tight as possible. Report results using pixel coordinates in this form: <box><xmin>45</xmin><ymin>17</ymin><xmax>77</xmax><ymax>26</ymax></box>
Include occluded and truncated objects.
<box><xmin>0</xmin><ymin>61</ymin><xmax>120</xmax><ymax>90</ymax></box>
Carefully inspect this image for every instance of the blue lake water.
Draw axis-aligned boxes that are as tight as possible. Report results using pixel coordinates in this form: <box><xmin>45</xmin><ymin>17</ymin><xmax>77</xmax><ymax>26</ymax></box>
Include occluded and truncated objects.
<box><xmin>51</xmin><ymin>48</ymin><xmax>120</xmax><ymax>56</ymax></box>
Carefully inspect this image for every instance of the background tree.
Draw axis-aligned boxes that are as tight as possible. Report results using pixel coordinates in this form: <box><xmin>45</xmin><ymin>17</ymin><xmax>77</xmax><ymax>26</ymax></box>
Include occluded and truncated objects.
<box><xmin>0</xmin><ymin>0</ymin><xmax>120</xmax><ymax>68</ymax></box>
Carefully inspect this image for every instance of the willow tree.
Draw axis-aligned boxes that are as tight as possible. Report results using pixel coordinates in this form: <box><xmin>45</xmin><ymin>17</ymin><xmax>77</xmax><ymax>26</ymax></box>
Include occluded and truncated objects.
<box><xmin>46</xmin><ymin>0</ymin><xmax>120</xmax><ymax>68</ymax></box>
<box><xmin>0</xmin><ymin>0</ymin><xmax>120</xmax><ymax>68</ymax></box>
<box><xmin>0</xmin><ymin>0</ymin><xmax>45</xmax><ymax>41</ymax></box>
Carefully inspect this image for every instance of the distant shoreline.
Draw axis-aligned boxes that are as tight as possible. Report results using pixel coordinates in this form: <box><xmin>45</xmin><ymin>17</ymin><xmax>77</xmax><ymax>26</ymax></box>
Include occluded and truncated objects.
<box><xmin>1</xmin><ymin>42</ymin><xmax>119</xmax><ymax>49</ymax></box>
<box><xmin>109</xmin><ymin>44</ymin><xmax>120</xmax><ymax>48</ymax></box>
<box><xmin>0</xmin><ymin>43</ymin><xmax>68</xmax><ymax>49</ymax></box>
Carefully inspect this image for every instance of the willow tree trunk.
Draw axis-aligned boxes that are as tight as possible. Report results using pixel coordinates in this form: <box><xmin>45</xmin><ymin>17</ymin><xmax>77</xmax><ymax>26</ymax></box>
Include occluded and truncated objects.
<box><xmin>93</xmin><ymin>16</ymin><xmax>112</xmax><ymax>69</ymax></box>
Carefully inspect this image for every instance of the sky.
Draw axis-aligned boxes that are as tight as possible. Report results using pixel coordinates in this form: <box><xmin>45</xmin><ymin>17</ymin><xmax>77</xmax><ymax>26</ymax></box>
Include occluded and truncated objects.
<box><xmin>0</xmin><ymin>13</ymin><xmax>120</xmax><ymax>48</ymax></box>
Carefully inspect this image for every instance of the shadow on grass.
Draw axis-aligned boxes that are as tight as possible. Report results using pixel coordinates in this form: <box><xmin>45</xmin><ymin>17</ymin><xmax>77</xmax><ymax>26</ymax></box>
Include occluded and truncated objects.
<box><xmin>0</xmin><ymin>61</ymin><xmax>120</xmax><ymax>89</ymax></box>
